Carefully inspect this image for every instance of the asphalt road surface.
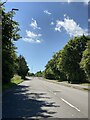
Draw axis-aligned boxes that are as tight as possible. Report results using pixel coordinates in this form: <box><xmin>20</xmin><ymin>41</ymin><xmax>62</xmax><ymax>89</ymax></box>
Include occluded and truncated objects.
<box><xmin>2</xmin><ymin>77</ymin><xmax>88</xmax><ymax>119</ymax></box>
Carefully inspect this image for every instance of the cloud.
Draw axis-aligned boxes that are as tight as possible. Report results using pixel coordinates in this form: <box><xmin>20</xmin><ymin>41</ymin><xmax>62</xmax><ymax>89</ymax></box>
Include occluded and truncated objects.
<box><xmin>26</xmin><ymin>30</ymin><xmax>42</xmax><ymax>38</ymax></box>
<box><xmin>67</xmin><ymin>0</ymin><xmax>75</xmax><ymax>4</ymax></box>
<box><xmin>50</xmin><ymin>22</ymin><xmax>54</xmax><ymax>25</ymax></box>
<box><xmin>23</xmin><ymin>38</ymin><xmax>41</xmax><ymax>43</ymax></box>
<box><xmin>67</xmin><ymin>0</ymin><xmax>71</xmax><ymax>3</ymax></box>
<box><xmin>44</xmin><ymin>10</ymin><xmax>52</xmax><ymax>15</ymax></box>
<box><xmin>66</xmin><ymin>0</ymin><xmax>89</xmax><ymax>5</ymax></box>
<box><xmin>66</xmin><ymin>0</ymin><xmax>89</xmax><ymax>3</ymax></box>
<box><xmin>64</xmin><ymin>14</ymin><xmax>67</xmax><ymax>17</ymax></box>
<box><xmin>83</xmin><ymin>0</ymin><xmax>89</xmax><ymax>5</ymax></box>
<box><xmin>55</xmin><ymin>15</ymin><xmax>88</xmax><ymax>37</ymax></box>
<box><xmin>88</xmin><ymin>19</ymin><xmax>90</xmax><ymax>22</ymax></box>
<box><xmin>23</xmin><ymin>30</ymin><xmax>42</xmax><ymax>43</ymax></box>
<box><xmin>30</xmin><ymin>18</ymin><xmax>41</xmax><ymax>30</ymax></box>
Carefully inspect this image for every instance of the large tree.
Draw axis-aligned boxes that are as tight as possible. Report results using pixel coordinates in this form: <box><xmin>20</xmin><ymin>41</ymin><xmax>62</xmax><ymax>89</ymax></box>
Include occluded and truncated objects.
<box><xmin>59</xmin><ymin>35</ymin><xmax>88</xmax><ymax>83</ymax></box>
<box><xmin>80</xmin><ymin>40</ymin><xmax>90</xmax><ymax>82</ymax></box>
<box><xmin>2</xmin><ymin>7</ymin><xmax>21</xmax><ymax>83</ymax></box>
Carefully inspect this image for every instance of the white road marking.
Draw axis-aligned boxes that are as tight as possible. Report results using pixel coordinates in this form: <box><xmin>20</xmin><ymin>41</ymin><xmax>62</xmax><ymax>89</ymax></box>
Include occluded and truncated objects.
<box><xmin>61</xmin><ymin>98</ymin><xmax>80</xmax><ymax>112</ymax></box>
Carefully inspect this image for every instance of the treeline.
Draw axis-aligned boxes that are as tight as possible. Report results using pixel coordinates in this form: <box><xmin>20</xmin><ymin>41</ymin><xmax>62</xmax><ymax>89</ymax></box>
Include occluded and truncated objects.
<box><xmin>28</xmin><ymin>71</ymin><xmax>43</xmax><ymax>77</ymax></box>
<box><xmin>35</xmin><ymin>71</ymin><xmax>43</xmax><ymax>77</ymax></box>
<box><xmin>2</xmin><ymin>6</ymin><xmax>29</xmax><ymax>84</ymax></box>
<box><xmin>44</xmin><ymin>35</ymin><xmax>90</xmax><ymax>84</ymax></box>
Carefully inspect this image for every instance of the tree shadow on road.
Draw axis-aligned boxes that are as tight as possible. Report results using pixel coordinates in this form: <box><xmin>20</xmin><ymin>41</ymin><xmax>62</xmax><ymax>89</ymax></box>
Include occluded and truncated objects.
<box><xmin>2</xmin><ymin>84</ymin><xmax>60</xmax><ymax>119</ymax></box>
<box><xmin>24</xmin><ymin>78</ymin><xmax>32</xmax><ymax>81</ymax></box>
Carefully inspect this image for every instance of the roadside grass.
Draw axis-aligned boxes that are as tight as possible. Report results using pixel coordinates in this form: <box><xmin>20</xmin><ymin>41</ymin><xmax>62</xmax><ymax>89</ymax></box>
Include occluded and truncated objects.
<box><xmin>83</xmin><ymin>88</ymin><xmax>90</xmax><ymax>91</ymax></box>
<box><xmin>11</xmin><ymin>75</ymin><xmax>23</xmax><ymax>84</ymax></box>
<box><xmin>44</xmin><ymin>78</ymin><xmax>90</xmax><ymax>85</ymax></box>
<box><xmin>3</xmin><ymin>75</ymin><xmax>24</xmax><ymax>90</ymax></box>
<box><xmin>80</xmin><ymin>83</ymin><xmax>90</xmax><ymax>86</ymax></box>
<box><xmin>57</xmin><ymin>80</ymin><xmax>90</xmax><ymax>86</ymax></box>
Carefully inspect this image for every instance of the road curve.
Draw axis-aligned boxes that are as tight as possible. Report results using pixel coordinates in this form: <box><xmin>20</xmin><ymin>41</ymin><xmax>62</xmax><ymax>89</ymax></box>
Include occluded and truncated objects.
<box><xmin>2</xmin><ymin>77</ymin><xmax>88</xmax><ymax>119</ymax></box>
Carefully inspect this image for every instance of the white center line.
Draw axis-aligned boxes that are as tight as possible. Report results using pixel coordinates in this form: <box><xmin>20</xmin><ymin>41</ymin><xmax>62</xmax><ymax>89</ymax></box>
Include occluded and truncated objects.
<box><xmin>61</xmin><ymin>98</ymin><xmax>80</xmax><ymax>112</ymax></box>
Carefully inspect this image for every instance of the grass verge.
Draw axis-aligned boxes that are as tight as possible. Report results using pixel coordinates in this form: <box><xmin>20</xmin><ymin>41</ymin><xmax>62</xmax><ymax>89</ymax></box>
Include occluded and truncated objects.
<box><xmin>44</xmin><ymin>78</ymin><xmax>90</xmax><ymax>91</ymax></box>
<box><xmin>83</xmin><ymin>88</ymin><xmax>90</xmax><ymax>91</ymax></box>
<box><xmin>80</xmin><ymin>83</ymin><xmax>90</xmax><ymax>86</ymax></box>
<box><xmin>3</xmin><ymin>75</ymin><xmax>24</xmax><ymax>90</ymax></box>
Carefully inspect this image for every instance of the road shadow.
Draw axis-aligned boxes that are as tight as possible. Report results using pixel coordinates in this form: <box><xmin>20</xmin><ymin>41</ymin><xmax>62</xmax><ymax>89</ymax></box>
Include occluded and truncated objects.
<box><xmin>2</xmin><ymin>84</ymin><xmax>60</xmax><ymax>118</ymax></box>
<box><xmin>24</xmin><ymin>77</ymin><xmax>32</xmax><ymax>81</ymax></box>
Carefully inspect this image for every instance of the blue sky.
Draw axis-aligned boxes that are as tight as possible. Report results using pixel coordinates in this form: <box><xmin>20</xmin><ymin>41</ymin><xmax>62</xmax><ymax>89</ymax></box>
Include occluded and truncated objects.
<box><xmin>5</xmin><ymin>2</ymin><xmax>88</xmax><ymax>73</ymax></box>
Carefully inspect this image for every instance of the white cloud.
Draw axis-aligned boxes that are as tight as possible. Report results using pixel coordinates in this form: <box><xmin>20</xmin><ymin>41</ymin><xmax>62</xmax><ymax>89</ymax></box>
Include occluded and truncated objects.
<box><xmin>66</xmin><ymin>0</ymin><xmax>89</xmax><ymax>5</ymax></box>
<box><xmin>83</xmin><ymin>0</ymin><xmax>89</xmax><ymax>5</ymax></box>
<box><xmin>64</xmin><ymin>14</ymin><xmax>67</xmax><ymax>17</ymax></box>
<box><xmin>23</xmin><ymin>30</ymin><xmax>42</xmax><ymax>43</ymax></box>
<box><xmin>30</xmin><ymin>18</ymin><xmax>41</xmax><ymax>30</ymax></box>
<box><xmin>88</xmin><ymin>19</ymin><xmax>90</xmax><ymax>22</ymax></box>
<box><xmin>67</xmin><ymin>0</ymin><xmax>71</xmax><ymax>3</ymax></box>
<box><xmin>50</xmin><ymin>22</ymin><xmax>54</xmax><ymax>25</ymax></box>
<box><xmin>23</xmin><ymin>38</ymin><xmax>41</xmax><ymax>43</ymax></box>
<box><xmin>26</xmin><ymin>30</ymin><xmax>42</xmax><ymax>38</ymax></box>
<box><xmin>36</xmin><ymin>40</ymin><xmax>41</xmax><ymax>43</ymax></box>
<box><xmin>44</xmin><ymin>10</ymin><xmax>52</xmax><ymax>15</ymax></box>
<box><xmin>55</xmin><ymin>16</ymin><xmax>88</xmax><ymax>37</ymax></box>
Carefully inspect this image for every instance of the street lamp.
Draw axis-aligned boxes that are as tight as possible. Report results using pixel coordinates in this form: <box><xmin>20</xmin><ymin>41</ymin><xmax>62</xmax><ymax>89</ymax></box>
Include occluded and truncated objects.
<box><xmin>11</xmin><ymin>8</ymin><xmax>19</xmax><ymax>19</ymax></box>
<box><xmin>11</xmin><ymin>8</ymin><xmax>19</xmax><ymax>21</ymax></box>
<box><xmin>11</xmin><ymin>8</ymin><xmax>19</xmax><ymax>20</ymax></box>
<box><xmin>0</xmin><ymin>0</ymin><xmax>7</xmax><ymax>7</ymax></box>
<box><xmin>11</xmin><ymin>8</ymin><xmax>19</xmax><ymax>40</ymax></box>
<box><xmin>12</xmin><ymin>8</ymin><xmax>19</xmax><ymax>11</ymax></box>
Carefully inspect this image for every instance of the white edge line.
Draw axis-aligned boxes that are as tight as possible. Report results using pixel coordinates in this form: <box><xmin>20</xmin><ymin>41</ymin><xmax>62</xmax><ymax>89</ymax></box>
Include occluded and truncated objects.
<box><xmin>61</xmin><ymin>98</ymin><xmax>80</xmax><ymax>112</ymax></box>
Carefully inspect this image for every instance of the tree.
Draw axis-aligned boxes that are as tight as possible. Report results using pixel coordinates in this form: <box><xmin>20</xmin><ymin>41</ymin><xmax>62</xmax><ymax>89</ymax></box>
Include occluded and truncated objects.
<box><xmin>80</xmin><ymin>40</ymin><xmax>90</xmax><ymax>82</ymax></box>
<box><xmin>60</xmin><ymin>35</ymin><xmax>88</xmax><ymax>83</ymax></box>
<box><xmin>35</xmin><ymin>71</ymin><xmax>43</xmax><ymax>77</ymax></box>
<box><xmin>17</xmin><ymin>55</ymin><xmax>29</xmax><ymax>79</ymax></box>
<box><xmin>44</xmin><ymin>35</ymin><xmax>89</xmax><ymax>83</ymax></box>
<box><xmin>28</xmin><ymin>72</ymin><xmax>35</xmax><ymax>77</ymax></box>
<box><xmin>53</xmin><ymin>50</ymin><xmax>67</xmax><ymax>81</ymax></box>
<box><xmin>44</xmin><ymin>58</ymin><xmax>56</xmax><ymax>79</ymax></box>
<box><xmin>2</xmin><ymin>7</ymin><xmax>21</xmax><ymax>83</ymax></box>
<box><xmin>44</xmin><ymin>50</ymin><xmax>67</xmax><ymax>81</ymax></box>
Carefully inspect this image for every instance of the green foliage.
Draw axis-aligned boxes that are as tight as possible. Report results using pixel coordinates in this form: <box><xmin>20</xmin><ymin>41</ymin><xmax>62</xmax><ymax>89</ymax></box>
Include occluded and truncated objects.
<box><xmin>2</xmin><ymin>7</ymin><xmax>21</xmax><ymax>84</ymax></box>
<box><xmin>27</xmin><ymin>72</ymin><xmax>35</xmax><ymax>76</ymax></box>
<box><xmin>44</xmin><ymin>35</ymin><xmax>89</xmax><ymax>83</ymax></box>
<box><xmin>44</xmin><ymin>50</ymin><xmax>67</xmax><ymax>81</ymax></box>
<box><xmin>60</xmin><ymin>35</ymin><xmax>88</xmax><ymax>83</ymax></box>
<box><xmin>44</xmin><ymin>68</ymin><xmax>55</xmax><ymax>79</ymax></box>
<box><xmin>80</xmin><ymin>40</ymin><xmax>90</xmax><ymax>82</ymax></box>
<box><xmin>17</xmin><ymin>55</ymin><xmax>29</xmax><ymax>79</ymax></box>
<box><xmin>11</xmin><ymin>75</ymin><xmax>23</xmax><ymax>84</ymax></box>
<box><xmin>35</xmin><ymin>71</ymin><xmax>43</xmax><ymax>77</ymax></box>
<box><xmin>3</xmin><ymin>75</ymin><xmax>23</xmax><ymax>90</ymax></box>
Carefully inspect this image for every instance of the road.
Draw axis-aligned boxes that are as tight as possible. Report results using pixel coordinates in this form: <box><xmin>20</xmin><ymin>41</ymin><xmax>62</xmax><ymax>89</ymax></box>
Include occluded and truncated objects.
<box><xmin>2</xmin><ymin>77</ymin><xmax>88</xmax><ymax>119</ymax></box>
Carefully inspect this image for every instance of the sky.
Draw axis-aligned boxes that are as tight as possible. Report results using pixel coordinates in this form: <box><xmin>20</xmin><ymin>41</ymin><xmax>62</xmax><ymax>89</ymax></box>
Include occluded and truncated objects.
<box><xmin>4</xmin><ymin>2</ymin><xmax>88</xmax><ymax>73</ymax></box>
